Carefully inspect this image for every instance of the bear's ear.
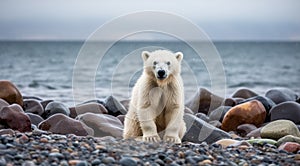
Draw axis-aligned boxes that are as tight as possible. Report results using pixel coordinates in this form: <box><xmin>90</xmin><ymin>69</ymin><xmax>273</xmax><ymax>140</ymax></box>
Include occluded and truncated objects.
<box><xmin>142</xmin><ymin>51</ymin><xmax>151</xmax><ymax>61</ymax></box>
<box><xmin>175</xmin><ymin>52</ymin><xmax>183</xmax><ymax>61</ymax></box>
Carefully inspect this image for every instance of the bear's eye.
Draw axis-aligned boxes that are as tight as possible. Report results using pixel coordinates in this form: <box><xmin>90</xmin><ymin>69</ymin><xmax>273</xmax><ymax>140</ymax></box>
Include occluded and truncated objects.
<box><xmin>153</xmin><ymin>61</ymin><xmax>158</xmax><ymax>65</ymax></box>
<box><xmin>166</xmin><ymin>61</ymin><xmax>171</xmax><ymax>65</ymax></box>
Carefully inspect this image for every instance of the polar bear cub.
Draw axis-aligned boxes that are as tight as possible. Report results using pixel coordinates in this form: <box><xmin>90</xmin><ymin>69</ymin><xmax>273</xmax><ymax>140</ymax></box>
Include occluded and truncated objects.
<box><xmin>123</xmin><ymin>50</ymin><xmax>186</xmax><ymax>143</ymax></box>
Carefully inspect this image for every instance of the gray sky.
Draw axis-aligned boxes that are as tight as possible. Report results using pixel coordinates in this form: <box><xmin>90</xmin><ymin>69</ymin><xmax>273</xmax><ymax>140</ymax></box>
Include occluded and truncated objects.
<box><xmin>1</xmin><ymin>0</ymin><xmax>300</xmax><ymax>41</ymax></box>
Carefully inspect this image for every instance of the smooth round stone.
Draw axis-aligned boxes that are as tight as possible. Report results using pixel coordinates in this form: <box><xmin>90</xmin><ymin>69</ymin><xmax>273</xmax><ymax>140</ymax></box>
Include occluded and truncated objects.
<box><xmin>117</xmin><ymin>115</ymin><xmax>125</xmax><ymax>124</ymax></box>
<box><xmin>23</xmin><ymin>99</ymin><xmax>44</xmax><ymax>116</ymax></box>
<box><xmin>265</xmin><ymin>87</ymin><xmax>298</xmax><ymax>104</ymax></box>
<box><xmin>120</xmin><ymin>99</ymin><xmax>130</xmax><ymax>111</ymax></box>
<box><xmin>221</xmin><ymin>100</ymin><xmax>266</xmax><ymax>132</ymax></box>
<box><xmin>277</xmin><ymin>135</ymin><xmax>300</xmax><ymax>146</ymax></box>
<box><xmin>0</xmin><ymin>80</ymin><xmax>23</xmax><ymax>107</ymax></box>
<box><xmin>76</xmin><ymin>113</ymin><xmax>123</xmax><ymax>138</ymax></box>
<box><xmin>231</xmin><ymin>88</ymin><xmax>258</xmax><ymax>99</ymax></box>
<box><xmin>40</xmin><ymin>99</ymin><xmax>54</xmax><ymax>110</ymax></box>
<box><xmin>103</xmin><ymin>95</ymin><xmax>127</xmax><ymax>116</ymax></box>
<box><xmin>185</xmin><ymin>88</ymin><xmax>224</xmax><ymax>115</ymax></box>
<box><xmin>69</xmin><ymin>103</ymin><xmax>108</xmax><ymax>118</ymax></box>
<box><xmin>223</xmin><ymin>98</ymin><xmax>237</xmax><ymax>107</ymax></box>
<box><xmin>0</xmin><ymin>104</ymin><xmax>31</xmax><ymax>132</ymax></box>
<box><xmin>43</xmin><ymin>101</ymin><xmax>70</xmax><ymax>119</ymax></box>
<box><xmin>237</xmin><ymin>124</ymin><xmax>257</xmax><ymax>137</ymax></box>
<box><xmin>26</xmin><ymin>113</ymin><xmax>44</xmax><ymax>126</ymax></box>
<box><xmin>215</xmin><ymin>139</ymin><xmax>240</xmax><ymax>148</ymax></box>
<box><xmin>278</xmin><ymin>142</ymin><xmax>300</xmax><ymax>153</ymax></box>
<box><xmin>102</xmin><ymin>157</ymin><xmax>115</xmax><ymax>164</ymax></box>
<box><xmin>269</xmin><ymin>101</ymin><xmax>300</xmax><ymax>124</ymax></box>
<box><xmin>119</xmin><ymin>157</ymin><xmax>137</xmax><ymax>166</ymax></box>
<box><xmin>23</xmin><ymin>96</ymin><xmax>42</xmax><ymax>101</ymax></box>
<box><xmin>195</xmin><ymin>113</ymin><xmax>209</xmax><ymax>122</ymax></box>
<box><xmin>38</xmin><ymin>113</ymin><xmax>94</xmax><ymax>136</ymax></box>
<box><xmin>246</xmin><ymin>127</ymin><xmax>262</xmax><ymax>138</ymax></box>
<box><xmin>208</xmin><ymin>106</ymin><xmax>232</xmax><ymax>122</ymax></box>
<box><xmin>261</xmin><ymin>120</ymin><xmax>300</xmax><ymax>140</ymax></box>
<box><xmin>0</xmin><ymin>99</ymin><xmax>9</xmax><ymax>110</ymax></box>
<box><xmin>247</xmin><ymin>138</ymin><xmax>277</xmax><ymax>145</ymax></box>
<box><xmin>183</xmin><ymin>114</ymin><xmax>231</xmax><ymax>144</ymax></box>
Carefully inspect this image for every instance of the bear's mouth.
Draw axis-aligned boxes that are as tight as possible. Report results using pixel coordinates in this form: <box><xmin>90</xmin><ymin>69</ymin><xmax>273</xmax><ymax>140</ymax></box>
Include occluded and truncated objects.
<box><xmin>157</xmin><ymin>76</ymin><xmax>167</xmax><ymax>80</ymax></box>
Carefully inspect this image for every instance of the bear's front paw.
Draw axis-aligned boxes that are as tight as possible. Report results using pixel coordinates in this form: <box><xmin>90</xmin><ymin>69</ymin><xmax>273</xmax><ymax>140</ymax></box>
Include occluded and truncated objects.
<box><xmin>143</xmin><ymin>135</ymin><xmax>161</xmax><ymax>142</ymax></box>
<box><xmin>163</xmin><ymin>136</ymin><xmax>181</xmax><ymax>144</ymax></box>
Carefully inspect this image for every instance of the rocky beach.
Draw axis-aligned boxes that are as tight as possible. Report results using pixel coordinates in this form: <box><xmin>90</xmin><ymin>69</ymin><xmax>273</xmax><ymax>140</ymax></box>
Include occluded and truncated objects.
<box><xmin>1</xmin><ymin>80</ymin><xmax>300</xmax><ymax>165</ymax></box>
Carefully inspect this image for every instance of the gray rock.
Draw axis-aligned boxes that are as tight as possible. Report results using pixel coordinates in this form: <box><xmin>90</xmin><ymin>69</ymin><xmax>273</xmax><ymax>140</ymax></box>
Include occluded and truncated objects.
<box><xmin>23</xmin><ymin>99</ymin><xmax>44</xmax><ymax>116</ymax></box>
<box><xmin>119</xmin><ymin>157</ymin><xmax>137</xmax><ymax>166</ymax></box>
<box><xmin>277</xmin><ymin>135</ymin><xmax>300</xmax><ymax>146</ymax></box>
<box><xmin>265</xmin><ymin>87</ymin><xmax>298</xmax><ymax>104</ymax></box>
<box><xmin>183</xmin><ymin>114</ymin><xmax>231</xmax><ymax>144</ymax></box>
<box><xmin>43</xmin><ymin>101</ymin><xmax>70</xmax><ymax>119</ymax></box>
<box><xmin>261</xmin><ymin>120</ymin><xmax>300</xmax><ymax>140</ymax></box>
<box><xmin>269</xmin><ymin>101</ymin><xmax>300</xmax><ymax>124</ymax></box>
<box><xmin>104</xmin><ymin>96</ymin><xmax>127</xmax><ymax>116</ymax></box>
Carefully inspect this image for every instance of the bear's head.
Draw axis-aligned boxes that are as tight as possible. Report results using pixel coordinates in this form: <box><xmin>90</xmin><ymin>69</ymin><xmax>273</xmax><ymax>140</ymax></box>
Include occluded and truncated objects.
<box><xmin>142</xmin><ymin>50</ymin><xmax>183</xmax><ymax>85</ymax></box>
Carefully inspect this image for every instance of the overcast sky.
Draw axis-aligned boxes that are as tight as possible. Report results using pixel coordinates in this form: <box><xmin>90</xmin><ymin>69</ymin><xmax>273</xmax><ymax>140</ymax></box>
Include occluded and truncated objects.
<box><xmin>1</xmin><ymin>0</ymin><xmax>300</xmax><ymax>41</ymax></box>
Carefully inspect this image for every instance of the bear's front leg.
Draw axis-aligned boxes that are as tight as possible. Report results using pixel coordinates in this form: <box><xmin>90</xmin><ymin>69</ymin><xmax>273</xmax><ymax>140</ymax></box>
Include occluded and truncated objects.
<box><xmin>138</xmin><ymin>108</ymin><xmax>161</xmax><ymax>143</ymax></box>
<box><xmin>163</xmin><ymin>106</ymin><xmax>183</xmax><ymax>144</ymax></box>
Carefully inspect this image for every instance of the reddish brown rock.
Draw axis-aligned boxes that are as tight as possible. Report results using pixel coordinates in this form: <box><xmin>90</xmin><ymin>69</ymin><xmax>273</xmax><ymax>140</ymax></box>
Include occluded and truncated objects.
<box><xmin>38</xmin><ymin>113</ymin><xmax>94</xmax><ymax>136</ymax></box>
<box><xmin>0</xmin><ymin>104</ymin><xmax>31</xmax><ymax>132</ymax></box>
<box><xmin>0</xmin><ymin>80</ymin><xmax>23</xmax><ymax>107</ymax></box>
<box><xmin>69</xmin><ymin>103</ymin><xmax>108</xmax><ymax>119</ymax></box>
<box><xmin>231</xmin><ymin>88</ymin><xmax>258</xmax><ymax>99</ymax></box>
<box><xmin>185</xmin><ymin>88</ymin><xmax>224</xmax><ymax>114</ymax></box>
<box><xmin>76</xmin><ymin>113</ymin><xmax>123</xmax><ymax>138</ymax></box>
<box><xmin>278</xmin><ymin>142</ymin><xmax>300</xmax><ymax>153</ymax></box>
<box><xmin>221</xmin><ymin>100</ymin><xmax>266</xmax><ymax>132</ymax></box>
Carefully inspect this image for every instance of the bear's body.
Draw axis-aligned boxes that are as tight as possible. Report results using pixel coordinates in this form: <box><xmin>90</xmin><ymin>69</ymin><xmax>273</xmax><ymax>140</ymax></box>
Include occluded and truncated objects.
<box><xmin>123</xmin><ymin>50</ymin><xmax>186</xmax><ymax>143</ymax></box>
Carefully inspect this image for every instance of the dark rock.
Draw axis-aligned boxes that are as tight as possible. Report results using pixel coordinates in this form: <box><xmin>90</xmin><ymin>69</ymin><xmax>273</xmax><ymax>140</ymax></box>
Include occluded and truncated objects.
<box><xmin>265</xmin><ymin>87</ymin><xmax>298</xmax><ymax>104</ymax></box>
<box><xmin>102</xmin><ymin>157</ymin><xmax>115</xmax><ymax>164</ymax></box>
<box><xmin>269</xmin><ymin>101</ymin><xmax>300</xmax><ymax>124</ymax></box>
<box><xmin>0</xmin><ymin>104</ymin><xmax>31</xmax><ymax>132</ymax></box>
<box><xmin>185</xmin><ymin>88</ymin><xmax>224</xmax><ymax>115</ymax></box>
<box><xmin>117</xmin><ymin>115</ymin><xmax>125</xmax><ymax>124</ymax></box>
<box><xmin>231</xmin><ymin>88</ymin><xmax>258</xmax><ymax>99</ymax></box>
<box><xmin>237</xmin><ymin>96</ymin><xmax>275</xmax><ymax>121</ymax></box>
<box><xmin>26</xmin><ymin>113</ymin><xmax>44</xmax><ymax>126</ymax></box>
<box><xmin>23</xmin><ymin>99</ymin><xmax>44</xmax><ymax>116</ymax></box>
<box><xmin>195</xmin><ymin>113</ymin><xmax>209</xmax><ymax>122</ymax></box>
<box><xmin>221</xmin><ymin>100</ymin><xmax>266</xmax><ymax>132</ymax></box>
<box><xmin>208</xmin><ymin>120</ymin><xmax>222</xmax><ymax>128</ymax></box>
<box><xmin>119</xmin><ymin>157</ymin><xmax>137</xmax><ymax>166</ymax></box>
<box><xmin>76</xmin><ymin>113</ymin><xmax>123</xmax><ymax>138</ymax></box>
<box><xmin>208</xmin><ymin>106</ymin><xmax>231</xmax><ymax>122</ymax></box>
<box><xmin>38</xmin><ymin>113</ymin><xmax>94</xmax><ymax>136</ymax></box>
<box><xmin>69</xmin><ymin>103</ymin><xmax>108</xmax><ymax>119</ymax></box>
<box><xmin>183</xmin><ymin>114</ymin><xmax>231</xmax><ymax>144</ymax></box>
<box><xmin>103</xmin><ymin>96</ymin><xmax>127</xmax><ymax>116</ymax></box>
<box><xmin>236</xmin><ymin>124</ymin><xmax>257</xmax><ymax>137</ymax></box>
<box><xmin>43</xmin><ymin>101</ymin><xmax>70</xmax><ymax>119</ymax></box>
<box><xmin>120</xmin><ymin>99</ymin><xmax>130</xmax><ymax>111</ymax></box>
<box><xmin>0</xmin><ymin>80</ymin><xmax>23</xmax><ymax>107</ymax></box>
<box><xmin>246</xmin><ymin>127</ymin><xmax>262</xmax><ymax>138</ymax></box>
<box><xmin>223</xmin><ymin>98</ymin><xmax>237</xmax><ymax>107</ymax></box>
<box><xmin>40</xmin><ymin>100</ymin><xmax>54</xmax><ymax>110</ymax></box>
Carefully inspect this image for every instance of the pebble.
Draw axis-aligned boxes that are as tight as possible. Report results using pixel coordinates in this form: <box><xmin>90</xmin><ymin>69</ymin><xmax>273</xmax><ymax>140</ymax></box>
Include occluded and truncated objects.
<box><xmin>119</xmin><ymin>157</ymin><xmax>137</xmax><ymax>166</ymax></box>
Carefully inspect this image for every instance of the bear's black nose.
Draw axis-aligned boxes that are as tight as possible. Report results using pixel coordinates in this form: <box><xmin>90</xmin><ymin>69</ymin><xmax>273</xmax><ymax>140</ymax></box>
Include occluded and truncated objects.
<box><xmin>157</xmin><ymin>70</ymin><xmax>166</xmax><ymax>78</ymax></box>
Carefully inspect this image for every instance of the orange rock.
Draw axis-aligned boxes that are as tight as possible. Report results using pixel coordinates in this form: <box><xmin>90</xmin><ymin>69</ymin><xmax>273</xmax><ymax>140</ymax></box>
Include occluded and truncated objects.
<box><xmin>0</xmin><ymin>80</ymin><xmax>23</xmax><ymax>107</ymax></box>
<box><xmin>221</xmin><ymin>100</ymin><xmax>266</xmax><ymax>132</ymax></box>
